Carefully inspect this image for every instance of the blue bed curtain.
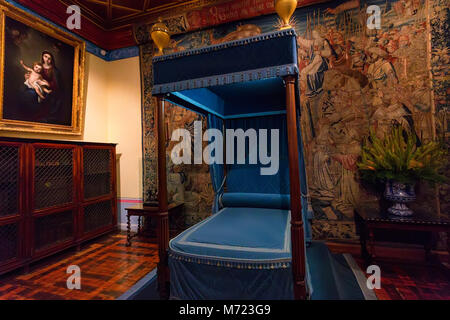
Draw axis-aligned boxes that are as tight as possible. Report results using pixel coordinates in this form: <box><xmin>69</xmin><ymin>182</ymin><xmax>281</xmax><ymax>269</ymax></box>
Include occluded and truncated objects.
<box><xmin>221</xmin><ymin>113</ymin><xmax>312</xmax><ymax>243</ymax></box>
<box><xmin>196</xmin><ymin>98</ymin><xmax>312</xmax><ymax>239</ymax></box>
<box><xmin>207</xmin><ymin>113</ymin><xmax>225</xmax><ymax>213</ymax></box>
<box><xmin>224</xmin><ymin>114</ymin><xmax>289</xmax><ymax>194</ymax></box>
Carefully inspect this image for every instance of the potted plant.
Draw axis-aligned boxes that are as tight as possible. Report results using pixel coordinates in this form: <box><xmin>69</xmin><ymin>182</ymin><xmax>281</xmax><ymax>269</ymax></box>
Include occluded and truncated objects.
<box><xmin>357</xmin><ymin>126</ymin><xmax>447</xmax><ymax>216</ymax></box>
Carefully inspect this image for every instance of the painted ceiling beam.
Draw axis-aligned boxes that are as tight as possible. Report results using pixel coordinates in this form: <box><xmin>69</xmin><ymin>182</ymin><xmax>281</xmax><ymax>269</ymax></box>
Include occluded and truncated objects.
<box><xmin>13</xmin><ymin>0</ymin><xmax>328</xmax><ymax>50</ymax></box>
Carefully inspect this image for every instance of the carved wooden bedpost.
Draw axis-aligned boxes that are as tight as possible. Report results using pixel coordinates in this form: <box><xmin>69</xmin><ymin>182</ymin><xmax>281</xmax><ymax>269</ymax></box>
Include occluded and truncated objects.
<box><xmin>284</xmin><ymin>75</ymin><xmax>307</xmax><ymax>300</ymax></box>
<box><xmin>155</xmin><ymin>95</ymin><xmax>170</xmax><ymax>299</ymax></box>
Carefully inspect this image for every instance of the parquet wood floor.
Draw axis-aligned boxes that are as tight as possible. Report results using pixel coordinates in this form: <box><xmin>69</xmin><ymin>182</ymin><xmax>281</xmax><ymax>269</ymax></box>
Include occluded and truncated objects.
<box><xmin>0</xmin><ymin>233</ymin><xmax>159</xmax><ymax>300</ymax></box>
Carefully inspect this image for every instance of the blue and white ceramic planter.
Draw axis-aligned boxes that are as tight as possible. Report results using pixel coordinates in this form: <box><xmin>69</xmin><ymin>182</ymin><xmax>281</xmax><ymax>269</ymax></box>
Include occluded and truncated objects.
<box><xmin>384</xmin><ymin>181</ymin><xmax>416</xmax><ymax>216</ymax></box>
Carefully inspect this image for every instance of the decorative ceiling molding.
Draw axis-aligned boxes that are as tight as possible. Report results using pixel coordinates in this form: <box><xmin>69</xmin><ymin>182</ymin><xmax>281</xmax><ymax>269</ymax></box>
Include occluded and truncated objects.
<box><xmin>14</xmin><ymin>0</ymin><xmax>234</xmax><ymax>49</ymax></box>
<box><xmin>58</xmin><ymin>0</ymin><xmax>233</xmax><ymax>31</ymax></box>
<box><xmin>14</xmin><ymin>0</ymin><xmax>329</xmax><ymax>51</ymax></box>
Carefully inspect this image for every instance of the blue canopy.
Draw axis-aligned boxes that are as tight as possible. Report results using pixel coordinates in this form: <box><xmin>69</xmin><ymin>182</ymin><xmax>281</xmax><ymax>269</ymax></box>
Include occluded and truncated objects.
<box><xmin>152</xmin><ymin>28</ymin><xmax>312</xmax><ymax>238</ymax></box>
<box><xmin>153</xmin><ymin>29</ymin><xmax>299</xmax><ymax>119</ymax></box>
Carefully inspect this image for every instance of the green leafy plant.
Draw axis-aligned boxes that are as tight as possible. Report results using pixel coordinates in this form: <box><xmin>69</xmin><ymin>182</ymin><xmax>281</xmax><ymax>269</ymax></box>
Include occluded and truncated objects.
<box><xmin>357</xmin><ymin>126</ymin><xmax>448</xmax><ymax>184</ymax></box>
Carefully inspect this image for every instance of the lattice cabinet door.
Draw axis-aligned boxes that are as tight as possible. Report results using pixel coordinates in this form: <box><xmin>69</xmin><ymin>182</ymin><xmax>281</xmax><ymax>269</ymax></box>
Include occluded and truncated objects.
<box><xmin>82</xmin><ymin>147</ymin><xmax>114</xmax><ymax>200</ymax></box>
<box><xmin>82</xmin><ymin>200</ymin><xmax>115</xmax><ymax>235</ymax></box>
<box><xmin>32</xmin><ymin>210</ymin><xmax>75</xmax><ymax>254</ymax></box>
<box><xmin>0</xmin><ymin>222</ymin><xmax>21</xmax><ymax>267</ymax></box>
<box><xmin>0</xmin><ymin>142</ymin><xmax>22</xmax><ymax>218</ymax></box>
<box><xmin>29</xmin><ymin>144</ymin><xmax>77</xmax><ymax>256</ymax></box>
<box><xmin>0</xmin><ymin>142</ymin><xmax>24</xmax><ymax>270</ymax></box>
<box><xmin>80</xmin><ymin>146</ymin><xmax>116</xmax><ymax>239</ymax></box>
<box><xmin>31</xmin><ymin>144</ymin><xmax>77</xmax><ymax>211</ymax></box>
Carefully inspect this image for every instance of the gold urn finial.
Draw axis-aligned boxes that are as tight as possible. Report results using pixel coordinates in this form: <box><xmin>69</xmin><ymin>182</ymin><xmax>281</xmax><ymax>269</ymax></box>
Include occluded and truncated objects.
<box><xmin>274</xmin><ymin>0</ymin><xmax>297</xmax><ymax>30</ymax></box>
<box><xmin>151</xmin><ymin>18</ymin><xmax>170</xmax><ymax>56</ymax></box>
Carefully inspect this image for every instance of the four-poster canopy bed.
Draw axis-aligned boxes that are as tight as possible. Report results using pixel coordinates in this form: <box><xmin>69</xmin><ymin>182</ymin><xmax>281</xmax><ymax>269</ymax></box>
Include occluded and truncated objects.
<box><xmin>151</xmin><ymin>29</ymin><xmax>313</xmax><ymax>300</ymax></box>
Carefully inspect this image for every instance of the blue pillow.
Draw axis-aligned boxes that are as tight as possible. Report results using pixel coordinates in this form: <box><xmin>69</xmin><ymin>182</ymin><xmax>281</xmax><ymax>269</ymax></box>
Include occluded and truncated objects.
<box><xmin>220</xmin><ymin>192</ymin><xmax>291</xmax><ymax>210</ymax></box>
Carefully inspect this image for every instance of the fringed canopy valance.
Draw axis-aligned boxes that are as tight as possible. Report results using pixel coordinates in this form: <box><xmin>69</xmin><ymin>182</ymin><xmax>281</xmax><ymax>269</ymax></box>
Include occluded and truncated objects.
<box><xmin>152</xmin><ymin>29</ymin><xmax>298</xmax><ymax>99</ymax></box>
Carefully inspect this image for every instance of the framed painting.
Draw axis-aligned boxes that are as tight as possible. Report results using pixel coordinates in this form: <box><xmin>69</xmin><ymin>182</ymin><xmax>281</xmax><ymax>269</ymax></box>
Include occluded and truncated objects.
<box><xmin>0</xmin><ymin>1</ymin><xmax>85</xmax><ymax>135</ymax></box>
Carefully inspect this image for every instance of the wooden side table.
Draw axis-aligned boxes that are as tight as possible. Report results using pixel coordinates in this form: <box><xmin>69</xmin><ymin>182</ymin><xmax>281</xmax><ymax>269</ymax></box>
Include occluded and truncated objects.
<box><xmin>354</xmin><ymin>206</ymin><xmax>450</xmax><ymax>266</ymax></box>
<box><xmin>125</xmin><ymin>203</ymin><xmax>184</xmax><ymax>247</ymax></box>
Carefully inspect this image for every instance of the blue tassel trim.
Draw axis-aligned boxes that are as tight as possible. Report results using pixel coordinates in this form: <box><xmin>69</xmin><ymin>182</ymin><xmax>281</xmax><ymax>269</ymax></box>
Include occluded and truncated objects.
<box><xmin>152</xmin><ymin>63</ymin><xmax>299</xmax><ymax>94</ymax></box>
<box><xmin>169</xmin><ymin>251</ymin><xmax>291</xmax><ymax>270</ymax></box>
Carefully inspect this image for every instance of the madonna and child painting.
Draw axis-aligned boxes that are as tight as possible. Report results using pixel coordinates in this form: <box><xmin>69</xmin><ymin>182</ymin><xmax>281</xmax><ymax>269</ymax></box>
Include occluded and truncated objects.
<box><xmin>0</xmin><ymin>2</ymin><xmax>85</xmax><ymax>135</ymax></box>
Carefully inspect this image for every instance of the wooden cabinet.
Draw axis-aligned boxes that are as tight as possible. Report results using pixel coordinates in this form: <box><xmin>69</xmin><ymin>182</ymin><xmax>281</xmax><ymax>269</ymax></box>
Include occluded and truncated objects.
<box><xmin>0</xmin><ymin>141</ymin><xmax>24</xmax><ymax>274</ymax></box>
<box><xmin>80</xmin><ymin>145</ymin><xmax>116</xmax><ymax>241</ymax></box>
<box><xmin>0</xmin><ymin>138</ymin><xmax>117</xmax><ymax>275</ymax></box>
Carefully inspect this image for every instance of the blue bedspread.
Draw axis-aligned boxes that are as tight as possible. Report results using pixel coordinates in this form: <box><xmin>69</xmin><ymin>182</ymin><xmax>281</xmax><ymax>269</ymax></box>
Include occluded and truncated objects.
<box><xmin>169</xmin><ymin>206</ymin><xmax>313</xmax><ymax>299</ymax></box>
<box><xmin>169</xmin><ymin>206</ymin><xmax>298</xmax><ymax>299</ymax></box>
<box><xmin>169</xmin><ymin>207</ymin><xmax>291</xmax><ymax>265</ymax></box>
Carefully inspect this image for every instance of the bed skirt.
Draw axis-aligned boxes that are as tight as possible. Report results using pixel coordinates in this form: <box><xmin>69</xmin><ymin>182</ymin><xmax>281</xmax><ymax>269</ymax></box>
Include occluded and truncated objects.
<box><xmin>168</xmin><ymin>206</ymin><xmax>311</xmax><ymax>299</ymax></box>
<box><xmin>169</xmin><ymin>257</ymin><xmax>294</xmax><ymax>300</ymax></box>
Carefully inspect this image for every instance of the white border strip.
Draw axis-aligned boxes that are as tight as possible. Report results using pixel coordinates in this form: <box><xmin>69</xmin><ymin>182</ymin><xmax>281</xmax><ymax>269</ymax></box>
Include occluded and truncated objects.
<box><xmin>343</xmin><ymin>254</ymin><xmax>378</xmax><ymax>300</ymax></box>
<box><xmin>116</xmin><ymin>269</ymin><xmax>157</xmax><ymax>300</ymax></box>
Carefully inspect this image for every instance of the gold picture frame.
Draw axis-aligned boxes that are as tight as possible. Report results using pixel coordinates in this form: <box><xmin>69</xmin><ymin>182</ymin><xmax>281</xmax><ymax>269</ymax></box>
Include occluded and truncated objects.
<box><xmin>0</xmin><ymin>0</ymin><xmax>85</xmax><ymax>135</ymax></box>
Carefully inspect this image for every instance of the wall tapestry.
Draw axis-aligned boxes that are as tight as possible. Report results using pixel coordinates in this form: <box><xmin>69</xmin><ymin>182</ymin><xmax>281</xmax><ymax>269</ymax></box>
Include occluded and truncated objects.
<box><xmin>137</xmin><ymin>0</ymin><xmax>449</xmax><ymax>243</ymax></box>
